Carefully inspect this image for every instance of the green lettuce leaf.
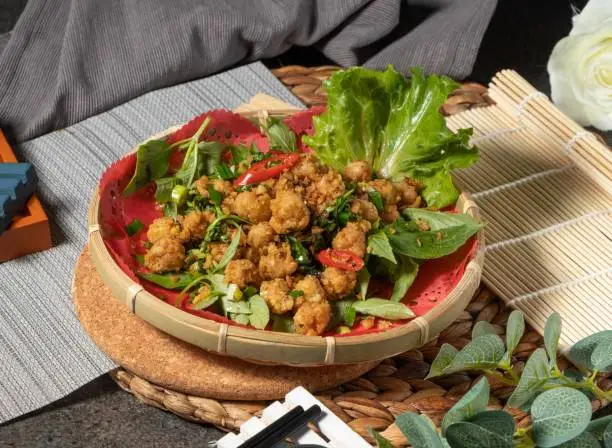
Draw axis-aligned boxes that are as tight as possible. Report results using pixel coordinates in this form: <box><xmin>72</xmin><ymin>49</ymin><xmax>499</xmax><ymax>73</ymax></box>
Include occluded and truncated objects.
<box><xmin>303</xmin><ymin>66</ymin><xmax>478</xmax><ymax>209</ymax></box>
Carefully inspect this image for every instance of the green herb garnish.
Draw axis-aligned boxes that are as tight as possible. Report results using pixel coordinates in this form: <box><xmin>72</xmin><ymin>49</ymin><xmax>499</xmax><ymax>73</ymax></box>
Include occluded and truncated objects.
<box><xmin>125</xmin><ymin>218</ymin><xmax>144</xmax><ymax>236</ymax></box>
<box><xmin>289</xmin><ymin>290</ymin><xmax>304</xmax><ymax>299</ymax></box>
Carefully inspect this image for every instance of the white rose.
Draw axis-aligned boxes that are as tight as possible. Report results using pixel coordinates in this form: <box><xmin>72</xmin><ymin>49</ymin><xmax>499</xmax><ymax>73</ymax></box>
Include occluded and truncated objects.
<box><xmin>547</xmin><ymin>0</ymin><xmax>612</xmax><ymax>131</ymax></box>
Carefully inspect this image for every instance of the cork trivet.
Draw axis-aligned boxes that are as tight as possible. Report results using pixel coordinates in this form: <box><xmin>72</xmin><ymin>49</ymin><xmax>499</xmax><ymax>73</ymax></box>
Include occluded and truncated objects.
<box><xmin>72</xmin><ymin>247</ymin><xmax>378</xmax><ymax>400</ymax></box>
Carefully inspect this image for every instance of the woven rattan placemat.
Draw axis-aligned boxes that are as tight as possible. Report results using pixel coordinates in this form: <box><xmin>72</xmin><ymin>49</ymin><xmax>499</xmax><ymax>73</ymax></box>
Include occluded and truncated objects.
<box><xmin>78</xmin><ymin>66</ymin><xmax>610</xmax><ymax>446</ymax></box>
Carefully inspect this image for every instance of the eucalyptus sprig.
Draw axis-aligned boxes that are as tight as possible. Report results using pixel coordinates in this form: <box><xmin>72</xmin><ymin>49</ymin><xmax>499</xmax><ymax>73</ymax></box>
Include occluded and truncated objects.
<box><xmin>371</xmin><ymin>311</ymin><xmax>612</xmax><ymax>448</ymax></box>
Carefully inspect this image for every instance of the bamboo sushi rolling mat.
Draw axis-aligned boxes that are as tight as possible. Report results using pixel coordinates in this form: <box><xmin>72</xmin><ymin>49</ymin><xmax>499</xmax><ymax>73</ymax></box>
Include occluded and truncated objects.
<box><xmin>105</xmin><ymin>66</ymin><xmax>610</xmax><ymax>445</ymax></box>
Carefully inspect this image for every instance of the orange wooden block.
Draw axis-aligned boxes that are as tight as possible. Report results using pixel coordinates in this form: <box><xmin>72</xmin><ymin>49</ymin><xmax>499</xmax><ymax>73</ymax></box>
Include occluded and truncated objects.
<box><xmin>0</xmin><ymin>131</ymin><xmax>52</xmax><ymax>262</ymax></box>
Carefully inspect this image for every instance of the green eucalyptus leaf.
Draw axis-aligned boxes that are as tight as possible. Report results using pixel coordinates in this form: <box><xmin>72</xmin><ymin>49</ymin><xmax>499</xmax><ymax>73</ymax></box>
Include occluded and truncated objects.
<box><xmin>506</xmin><ymin>348</ymin><xmax>550</xmax><ymax>410</ymax></box>
<box><xmin>442</xmin><ymin>377</ymin><xmax>489</xmax><ymax>434</ymax></box>
<box><xmin>531</xmin><ymin>387</ymin><xmax>592</xmax><ymax>447</ymax></box>
<box><xmin>368</xmin><ymin>231</ymin><xmax>397</xmax><ymax>264</ymax></box>
<box><xmin>544</xmin><ymin>312</ymin><xmax>562</xmax><ymax>369</ymax></box>
<box><xmin>604</xmin><ymin>421</ymin><xmax>612</xmax><ymax>448</ymax></box>
<box><xmin>426</xmin><ymin>343</ymin><xmax>458</xmax><ymax>379</ymax></box>
<box><xmin>352</xmin><ymin>298</ymin><xmax>415</xmax><ymax>320</ymax></box>
<box><xmin>554</xmin><ymin>431</ymin><xmax>602</xmax><ymax>448</ymax></box>
<box><xmin>124</xmin><ymin>139</ymin><xmax>172</xmax><ymax>195</ymax></box>
<box><xmin>505</xmin><ymin>310</ymin><xmax>525</xmax><ymax>360</ymax></box>
<box><xmin>443</xmin><ymin>335</ymin><xmax>505</xmax><ymax>374</ymax></box>
<box><xmin>591</xmin><ymin>337</ymin><xmax>612</xmax><ymax>372</ymax></box>
<box><xmin>570</xmin><ymin>331</ymin><xmax>612</xmax><ymax>371</ymax></box>
<box><xmin>469</xmin><ymin>410</ymin><xmax>515</xmax><ymax>441</ymax></box>
<box><xmin>445</xmin><ymin>421</ymin><xmax>512</xmax><ymax>448</ymax></box>
<box><xmin>472</xmin><ymin>321</ymin><xmax>496</xmax><ymax>339</ymax></box>
<box><xmin>395</xmin><ymin>412</ymin><xmax>444</xmax><ymax>448</ymax></box>
<box><xmin>587</xmin><ymin>416</ymin><xmax>612</xmax><ymax>441</ymax></box>
<box><xmin>248</xmin><ymin>295</ymin><xmax>270</xmax><ymax>330</ymax></box>
<box><xmin>368</xmin><ymin>429</ymin><xmax>395</xmax><ymax>448</ymax></box>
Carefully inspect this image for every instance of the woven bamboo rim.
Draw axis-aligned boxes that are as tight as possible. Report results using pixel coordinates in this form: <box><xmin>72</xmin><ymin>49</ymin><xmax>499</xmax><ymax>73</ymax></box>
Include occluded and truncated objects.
<box><xmin>87</xmin><ymin>95</ymin><xmax>484</xmax><ymax>367</ymax></box>
<box><xmin>106</xmin><ymin>65</ymin><xmax>610</xmax><ymax>444</ymax></box>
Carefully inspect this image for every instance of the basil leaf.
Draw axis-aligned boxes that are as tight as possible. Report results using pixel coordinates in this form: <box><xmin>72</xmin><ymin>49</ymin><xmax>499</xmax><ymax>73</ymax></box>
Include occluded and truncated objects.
<box><xmin>134</xmin><ymin>254</ymin><xmax>145</xmax><ymax>266</ymax></box>
<box><xmin>124</xmin><ymin>139</ymin><xmax>172</xmax><ymax>195</ymax></box>
<box><xmin>216</xmin><ymin>163</ymin><xmax>236</xmax><ymax>180</ymax></box>
<box><xmin>229</xmin><ymin>145</ymin><xmax>252</xmax><ymax>164</ymax></box>
<box><xmin>442</xmin><ymin>377</ymin><xmax>489</xmax><ymax>434</ymax></box>
<box><xmin>443</xmin><ymin>334</ymin><xmax>505</xmax><ymax>374</ymax></box>
<box><xmin>357</xmin><ymin>268</ymin><xmax>370</xmax><ymax>300</ymax></box>
<box><xmin>531</xmin><ymin>388</ymin><xmax>592</xmax><ymax>447</ymax></box>
<box><xmin>138</xmin><ymin>272</ymin><xmax>201</xmax><ymax>290</ymax></box>
<box><xmin>387</xmin><ymin>209</ymin><xmax>482</xmax><ymax>259</ymax></box>
<box><xmin>389</xmin><ymin>256</ymin><xmax>419</xmax><ymax>302</ymax></box>
<box><xmin>368</xmin><ymin>231</ymin><xmax>396</xmax><ymax>264</ymax></box>
<box><xmin>248</xmin><ymin>295</ymin><xmax>270</xmax><ymax>330</ymax></box>
<box><xmin>328</xmin><ymin>300</ymin><xmax>356</xmax><ymax>330</ymax></box>
<box><xmin>191</xmin><ymin>293</ymin><xmax>221</xmax><ymax>311</ymax></box>
<box><xmin>352</xmin><ymin>298</ymin><xmax>415</xmax><ymax>320</ymax></box>
<box><xmin>287</xmin><ymin>236</ymin><xmax>310</xmax><ymax>266</ymax></box>
<box><xmin>212</xmin><ymin>227</ymin><xmax>242</xmax><ymax>273</ymax></box>
<box><xmin>426</xmin><ymin>343</ymin><xmax>458</xmax><ymax>379</ymax></box>
<box><xmin>368</xmin><ymin>190</ymin><xmax>384</xmax><ymax>212</ymax></box>
<box><xmin>395</xmin><ymin>413</ymin><xmax>444</xmax><ymax>448</ymax></box>
<box><xmin>506</xmin><ymin>348</ymin><xmax>550</xmax><ymax>410</ymax></box>
<box><xmin>544</xmin><ymin>312</ymin><xmax>562</xmax><ymax>369</ymax></box>
<box><xmin>569</xmin><ymin>330</ymin><xmax>612</xmax><ymax>371</ymax></box>
<box><xmin>265</xmin><ymin>117</ymin><xmax>297</xmax><ymax>153</ymax></box>
<box><xmin>230</xmin><ymin>313</ymin><xmax>251</xmax><ymax>325</ymax></box>
<box><xmin>155</xmin><ymin>177</ymin><xmax>179</xmax><ymax>203</ymax></box>
<box><xmin>175</xmin><ymin>141</ymin><xmax>223</xmax><ymax>187</ymax></box>
<box><xmin>125</xmin><ymin>218</ymin><xmax>144</xmax><ymax>236</ymax></box>
<box><xmin>207</xmin><ymin>184</ymin><xmax>223</xmax><ymax>207</ymax></box>
<box><xmin>289</xmin><ymin>290</ymin><xmax>304</xmax><ymax>299</ymax></box>
<box><xmin>271</xmin><ymin>315</ymin><xmax>294</xmax><ymax>333</ymax></box>
<box><xmin>343</xmin><ymin>305</ymin><xmax>356</xmax><ymax>327</ymax></box>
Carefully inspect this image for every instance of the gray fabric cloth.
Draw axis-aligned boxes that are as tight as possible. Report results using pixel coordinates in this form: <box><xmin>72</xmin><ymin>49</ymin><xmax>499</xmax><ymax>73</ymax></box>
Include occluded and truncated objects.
<box><xmin>0</xmin><ymin>0</ymin><xmax>497</xmax><ymax>143</ymax></box>
<box><xmin>0</xmin><ymin>62</ymin><xmax>302</xmax><ymax>424</ymax></box>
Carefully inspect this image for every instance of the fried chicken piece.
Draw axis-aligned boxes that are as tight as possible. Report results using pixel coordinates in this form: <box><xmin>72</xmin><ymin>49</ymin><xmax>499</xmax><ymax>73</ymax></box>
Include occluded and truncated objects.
<box><xmin>294</xmin><ymin>301</ymin><xmax>331</xmax><ymax>336</ymax></box>
<box><xmin>343</xmin><ymin>161</ymin><xmax>372</xmax><ymax>182</ymax></box>
<box><xmin>368</xmin><ymin>179</ymin><xmax>400</xmax><ymax>205</ymax></box>
<box><xmin>260</xmin><ymin>278</ymin><xmax>294</xmax><ymax>314</ymax></box>
<box><xmin>246</xmin><ymin>222</ymin><xmax>276</xmax><ymax>249</ymax></box>
<box><xmin>258</xmin><ymin>242</ymin><xmax>298</xmax><ymax>280</ymax></box>
<box><xmin>292</xmin><ymin>275</ymin><xmax>327</xmax><ymax>308</ymax></box>
<box><xmin>332</xmin><ymin>221</ymin><xmax>370</xmax><ymax>258</ymax></box>
<box><xmin>291</xmin><ymin>154</ymin><xmax>321</xmax><ymax>180</ymax></box>
<box><xmin>147</xmin><ymin>217</ymin><xmax>184</xmax><ymax>244</ymax></box>
<box><xmin>321</xmin><ymin>267</ymin><xmax>357</xmax><ymax>298</ymax></box>
<box><xmin>179</xmin><ymin>211</ymin><xmax>215</xmax><ymax>242</ymax></box>
<box><xmin>194</xmin><ymin>176</ymin><xmax>211</xmax><ymax>198</ymax></box>
<box><xmin>305</xmin><ymin>168</ymin><xmax>345</xmax><ymax>214</ymax></box>
<box><xmin>393</xmin><ymin>178</ymin><xmax>421</xmax><ymax>208</ymax></box>
<box><xmin>212</xmin><ymin>179</ymin><xmax>234</xmax><ymax>196</ymax></box>
<box><xmin>270</xmin><ymin>190</ymin><xmax>310</xmax><ymax>234</ymax></box>
<box><xmin>144</xmin><ymin>237</ymin><xmax>186</xmax><ymax>273</ymax></box>
<box><xmin>233</xmin><ymin>191</ymin><xmax>272</xmax><ymax>223</ymax></box>
<box><xmin>224</xmin><ymin>259</ymin><xmax>261</xmax><ymax>289</ymax></box>
<box><xmin>350</xmin><ymin>199</ymin><xmax>379</xmax><ymax>223</ymax></box>
<box><xmin>381</xmin><ymin>204</ymin><xmax>400</xmax><ymax>223</ymax></box>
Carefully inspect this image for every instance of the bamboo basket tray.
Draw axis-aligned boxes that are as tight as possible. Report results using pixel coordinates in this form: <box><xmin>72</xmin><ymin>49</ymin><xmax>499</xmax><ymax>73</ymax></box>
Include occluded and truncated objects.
<box><xmin>87</xmin><ymin>106</ymin><xmax>484</xmax><ymax>367</ymax></box>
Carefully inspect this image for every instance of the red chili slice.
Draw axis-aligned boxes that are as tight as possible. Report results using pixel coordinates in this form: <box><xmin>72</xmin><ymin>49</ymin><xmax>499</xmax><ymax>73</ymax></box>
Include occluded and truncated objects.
<box><xmin>233</xmin><ymin>153</ymin><xmax>300</xmax><ymax>186</ymax></box>
<box><xmin>317</xmin><ymin>249</ymin><xmax>365</xmax><ymax>271</ymax></box>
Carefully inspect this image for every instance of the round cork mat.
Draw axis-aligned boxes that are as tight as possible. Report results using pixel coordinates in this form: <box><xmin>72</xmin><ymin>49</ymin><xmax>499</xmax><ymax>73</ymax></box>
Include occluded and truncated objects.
<box><xmin>72</xmin><ymin>246</ymin><xmax>378</xmax><ymax>400</ymax></box>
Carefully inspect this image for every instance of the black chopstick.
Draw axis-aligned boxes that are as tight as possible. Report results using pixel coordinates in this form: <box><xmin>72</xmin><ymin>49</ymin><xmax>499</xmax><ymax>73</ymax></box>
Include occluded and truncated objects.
<box><xmin>238</xmin><ymin>404</ymin><xmax>322</xmax><ymax>448</ymax></box>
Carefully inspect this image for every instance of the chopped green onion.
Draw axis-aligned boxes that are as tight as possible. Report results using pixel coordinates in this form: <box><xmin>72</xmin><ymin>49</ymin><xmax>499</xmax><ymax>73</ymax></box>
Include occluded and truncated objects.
<box><xmin>125</xmin><ymin>218</ymin><xmax>144</xmax><ymax>236</ymax></box>
<box><xmin>171</xmin><ymin>184</ymin><xmax>188</xmax><ymax>205</ymax></box>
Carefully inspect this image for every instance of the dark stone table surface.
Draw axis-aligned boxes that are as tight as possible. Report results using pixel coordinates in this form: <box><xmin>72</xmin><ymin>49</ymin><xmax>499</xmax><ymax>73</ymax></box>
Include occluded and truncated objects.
<box><xmin>1</xmin><ymin>0</ymin><xmax>609</xmax><ymax>446</ymax></box>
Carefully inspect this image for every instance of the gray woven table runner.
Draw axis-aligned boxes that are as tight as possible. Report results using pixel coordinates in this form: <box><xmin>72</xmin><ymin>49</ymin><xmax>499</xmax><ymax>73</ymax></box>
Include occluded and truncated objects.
<box><xmin>0</xmin><ymin>62</ymin><xmax>302</xmax><ymax>424</ymax></box>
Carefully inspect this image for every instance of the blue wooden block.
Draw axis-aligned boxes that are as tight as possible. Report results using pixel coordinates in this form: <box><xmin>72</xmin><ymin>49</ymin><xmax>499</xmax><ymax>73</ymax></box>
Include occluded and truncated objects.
<box><xmin>0</xmin><ymin>163</ymin><xmax>36</xmax><ymax>235</ymax></box>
